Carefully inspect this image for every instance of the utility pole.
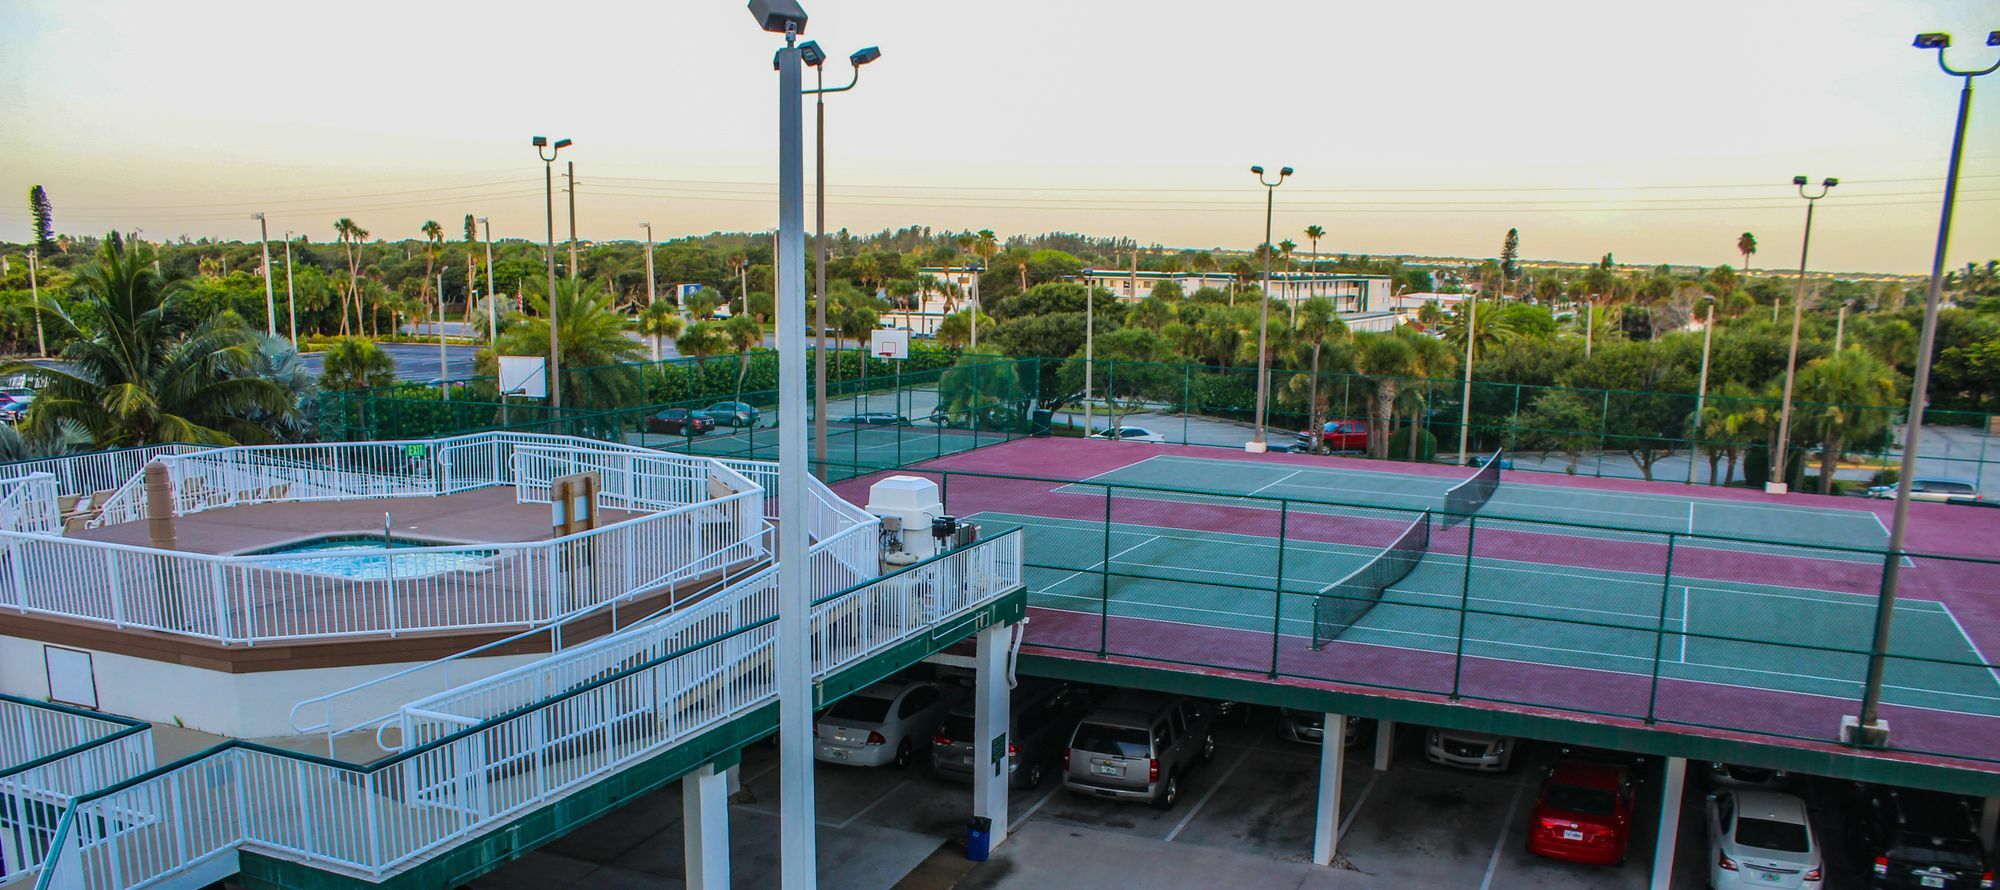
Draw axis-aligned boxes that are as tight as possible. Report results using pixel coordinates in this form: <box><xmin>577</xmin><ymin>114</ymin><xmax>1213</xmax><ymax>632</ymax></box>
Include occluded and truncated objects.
<box><xmin>533</xmin><ymin>136</ymin><xmax>572</xmax><ymax>409</ymax></box>
<box><xmin>1771</xmin><ymin>176</ymin><xmax>1837</xmax><ymax>495</ymax></box>
<box><xmin>27</xmin><ymin>249</ymin><xmax>44</xmax><ymax>357</ymax></box>
<box><xmin>643</xmin><ymin>222</ymin><xmax>657</xmax><ymax>308</ymax></box>
<box><xmin>438</xmin><ymin>273</ymin><xmax>449</xmax><ymax>385</ymax></box>
<box><xmin>479</xmin><ymin>218</ymin><xmax>496</xmax><ymax>342</ymax></box>
<box><xmin>283</xmin><ymin>233</ymin><xmax>297</xmax><ymax>347</ymax></box>
<box><xmin>1457</xmin><ymin>295</ymin><xmax>1476</xmax><ymax>465</ymax></box>
<box><xmin>1688</xmin><ymin>300</ymin><xmax>1715</xmax><ymax>485</ymax></box>
<box><xmin>566</xmin><ymin>161</ymin><xmax>580</xmax><ymax>280</ymax></box>
<box><xmin>255</xmin><ymin>213</ymin><xmax>277</xmax><ymax>337</ymax></box>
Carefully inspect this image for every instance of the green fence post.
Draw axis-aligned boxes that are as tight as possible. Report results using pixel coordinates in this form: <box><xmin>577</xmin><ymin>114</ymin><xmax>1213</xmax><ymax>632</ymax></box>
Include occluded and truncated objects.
<box><xmin>1269</xmin><ymin>501</ymin><xmax>1291</xmax><ymax>678</ymax></box>
<box><xmin>1646</xmin><ymin>534</ymin><xmax>1678</xmax><ymax>724</ymax></box>
<box><xmin>1595</xmin><ymin>389</ymin><xmax>1611</xmax><ymax>477</ymax></box>
<box><xmin>1099</xmin><ymin>485</ymin><xmax>1114</xmax><ymax>659</ymax></box>
<box><xmin>1450</xmin><ymin>515</ymin><xmax>1476</xmax><ymax>700</ymax></box>
<box><xmin>1510</xmin><ymin>383</ymin><xmax>1522</xmax><ymax>452</ymax></box>
<box><xmin>1183</xmin><ymin>364</ymin><xmax>1192</xmax><ymax>445</ymax></box>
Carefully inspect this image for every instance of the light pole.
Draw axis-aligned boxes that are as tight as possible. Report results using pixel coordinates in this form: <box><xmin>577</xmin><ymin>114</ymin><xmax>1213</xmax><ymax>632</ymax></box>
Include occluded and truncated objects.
<box><xmin>1083</xmin><ymin>268</ymin><xmax>1096</xmax><ymax>433</ymax></box>
<box><xmin>1246</xmin><ymin>165</ymin><xmax>1291</xmax><ymax>453</ymax></box>
<box><xmin>1457</xmin><ymin>294</ymin><xmax>1476</xmax><ymax>465</ymax></box>
<box><xmin>1768</xmin><ymin>175</ymin><xmax>1836</xmax><ymax>495</ymax></box>
<box><xmin>566</xmin><ymin>162</ymin><xmax>580</xmax><ymax>280</ymax></box>
<box><xmin>532</xmin><ymin>136</ymin><xmax>573</xmax><ymax>408</ymax></box>
<box><xmin>283</xmin><ymin>232</ymin><xmax>297</xmax><ymax>347</ymax></box>
<box><xmin>478</xmin><ymin>217</ymin><xmax>496</xmax><ymax>342</ymax></box>
<box><xmin>437</xmin><ymin>272</ymin><xmax>449</xmax><ymax>384</ymax></box>
<box><xmin>254</xmin><ymin>213</ymin><xmax>277</xmax><ymax>337</ymax></box>
<box><xmin>642</xmin><ymin>222</ymin><xmax>656</xmax><ymax>312</ymax></box>
<box><xmin>749</xmin><ymin>1</ymin><xmax>813</xmax><ymax>885</ymax></box>
<box><xmin>26</xmin><ymin>249</ymin><xmax>44</xmax><ymax>357</ymax></box>
<box><xmin>805</xmin><ymin>43</ymin><xmax>881</xmax><ymax>473</ymax></box>
<box><xmin>1851</xmin><ymin>29</ymin><xmax>2000</xmax><ymax>748</ymax></box>
<box><xmin>1687</xmin><ymin>297</ymin><xmax>1716</xmax><ymax>485</ymax></box>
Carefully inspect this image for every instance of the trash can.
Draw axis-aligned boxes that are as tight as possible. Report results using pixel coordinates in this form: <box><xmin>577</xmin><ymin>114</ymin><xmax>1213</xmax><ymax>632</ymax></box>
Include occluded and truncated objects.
<box><xmin>1030</xmin><ymin>409</ymin><xmax>1053</xmax><ymax>437</ymax></box>
<box><xmin>965</xmin><ymin>816</ymin><xmax>992</xmax><ymax>862</ymax></box>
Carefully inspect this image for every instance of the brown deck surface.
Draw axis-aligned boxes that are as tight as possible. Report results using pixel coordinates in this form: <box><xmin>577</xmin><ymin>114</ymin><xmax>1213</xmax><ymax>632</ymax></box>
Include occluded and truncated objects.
<box><xmin>69</xmin><ymin>487</ymin><xmax>647</xmax><ymax>553</ymax></box>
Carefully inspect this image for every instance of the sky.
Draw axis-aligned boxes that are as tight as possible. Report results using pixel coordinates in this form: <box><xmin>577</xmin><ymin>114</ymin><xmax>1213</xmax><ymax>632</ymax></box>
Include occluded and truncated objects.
<box><xmin>1</xmin><ymin>0</ymin><xmax>1997</xmax><ymax>275</ymax></box>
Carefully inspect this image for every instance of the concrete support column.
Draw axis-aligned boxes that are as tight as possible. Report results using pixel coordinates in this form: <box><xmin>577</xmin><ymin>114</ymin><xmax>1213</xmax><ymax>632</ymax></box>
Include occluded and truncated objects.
<box><xmin>972</xmin><ymin>623</ymin><xmax>1012</xmax><ymax>847</ymax></box>
<box><xmin>1649</xmin><ymin>756</ymin><xmax>1687</xmax><ymax>890</ymax></box>
<box><xmin>1372</xmin><ymin>720</ymin><xmax>1395</xmax><ymax>771</ymax></box>
<box><xmin>1982</xmin><ymin>797</ymin><xmax>1999</xmax><ymax>855</ymax></box>
<box><xmin>683</xmin><ymin>762</ymin><xmax>731</xmax><ymax>890</ymax></box>
<box><xmin>1312</xmin><ymin>712</ymin><xmax>1346</xmax><ymax>866</ymax></box>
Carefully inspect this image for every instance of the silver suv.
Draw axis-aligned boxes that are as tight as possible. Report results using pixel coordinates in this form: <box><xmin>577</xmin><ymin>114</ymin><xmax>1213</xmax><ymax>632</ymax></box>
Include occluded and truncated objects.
<box><xmin>1062</xmin><ymin>693</ymin><xmax>1217</xmax><ymax>809</ymax></box>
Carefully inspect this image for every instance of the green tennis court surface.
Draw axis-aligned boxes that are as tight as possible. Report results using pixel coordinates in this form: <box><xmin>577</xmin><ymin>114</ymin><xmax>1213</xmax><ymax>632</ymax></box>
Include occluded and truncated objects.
<box><xmin>1056</xmin><ymin>454</ymin><xmax>1894</xmax><ymax>563</ymax></box>
<box><xmin>661</xmin><ymin>424</ymin><xmax>993</xmax><ymax>464</ymax></box>
<box><xmin>985</xmin><ymin>511</ymin><xmax>2000</xmax><ymax>717</ymax></box>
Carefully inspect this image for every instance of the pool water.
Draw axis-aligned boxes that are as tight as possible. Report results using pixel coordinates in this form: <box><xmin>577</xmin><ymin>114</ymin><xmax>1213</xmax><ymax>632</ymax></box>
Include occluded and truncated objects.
<box><xmin>244</xmin><ymin>535</ymin><xmax>496</xmax><ymax>579</ymax></box>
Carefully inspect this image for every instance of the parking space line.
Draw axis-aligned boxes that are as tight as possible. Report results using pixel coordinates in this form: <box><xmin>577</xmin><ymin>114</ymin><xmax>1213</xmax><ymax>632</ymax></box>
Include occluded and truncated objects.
<box><xmin>1017</xmin><ymin>782</ymin><xmax>1064</xmax><ymax>825</ymax></box>
<box><xmin>1477</xmin><ymin>782</ymin><xmax>1529</xmax><ymax>890</ymax></box>
<box><xmin>1163</xmin><ymin>738</ymin><xmax>1258</xmax><ymax>843</ymax></box>
<box><xmin>835</xmin><ymin>778</ymin><xmax>911</xmax><ymax>830</ymax></box>
<box><xmin>1339</xmin><ymin>771</ymin><xmax>1379</xmax><ymax>841</ymax></box>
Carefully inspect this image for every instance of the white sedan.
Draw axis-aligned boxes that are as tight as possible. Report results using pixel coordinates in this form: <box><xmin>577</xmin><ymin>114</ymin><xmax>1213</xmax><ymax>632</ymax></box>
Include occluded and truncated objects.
<box><xmin>813</xmin><ymin>680</ymin><xmax>963</xmax><ymax>768</ymax></box>
<box><xmin>1706</xmin><ymin>789</ymin><xmax>1823</xmax><ymax>889</ymax></box>
<box><xmin>1090</xmin><ymin>426</ymin><xmax>1168</xmax><ymax>443</ymax></box>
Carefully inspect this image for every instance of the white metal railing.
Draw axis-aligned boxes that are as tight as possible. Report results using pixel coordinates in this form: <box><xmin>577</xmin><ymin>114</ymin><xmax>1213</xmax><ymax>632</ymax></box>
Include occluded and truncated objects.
<box><xmin>0</xmin><ymin>698</ymin><xmax>154</xmax><ymax>882</ymax></box>
<box><xmin>28</xmin><ymin>530</ymin><xmax>1023</xmax><ymax>889</ymax></box>
<box><xmin>0</xmin><ymin>444</ymin><xmax>207</xmax><ymax>501</ymax></box>
<box><xmin>0</xmin><ymin>473</ymin><xmax>62</xmax><ymax>536</ymax></box>
<box><xmin>0</xmin><ymin>434</ymin><xmax>771</xmax><ymax>646</ymax></box>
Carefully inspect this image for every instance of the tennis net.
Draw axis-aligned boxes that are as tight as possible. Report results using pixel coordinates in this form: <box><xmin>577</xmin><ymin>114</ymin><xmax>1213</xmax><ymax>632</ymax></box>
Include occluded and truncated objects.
<box><xmin>1441</xmin><ymin>450</ymin><xmax>1503</xmax><ymax>529</ymax></box>
<box><xmin>1311</xmin><ymin>511</ymin><xmax>1432</xmax><ymax>649</ymax></box>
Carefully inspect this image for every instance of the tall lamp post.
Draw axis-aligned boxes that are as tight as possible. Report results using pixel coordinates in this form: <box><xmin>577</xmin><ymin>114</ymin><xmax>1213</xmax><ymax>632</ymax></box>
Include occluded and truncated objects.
<box><xmin>749</xmin><ymin>1</ymin><xmax>814</xmax><ymax>886</ymax></box>
<box><xmin>1687</xmin><ymin>296</ymin><xmax>1716</xmax><ymax>485</ymax></box>
<box><xmin>642</xmin><ymin>222</ymin><xmax>657</xmax><ymax>312</ymax></box>
<box><xmin>1849</xmin><ymin>29</ymin><xmax>2000</xmax><ymax>748</ymax></box>
<box><xmin>1082</xmin><ymin>269</ymin><xmax>1096</xmax><ymax>433</ymax></box>
<box><xmin>1768</xmin><ymin>175</ymin><xmax>1836</xmax><ymax>495</ymax></box>
<box><xmin>1456</xmin><ymin>295</ymin><xmax>1476</xmax><ymax>465</ymax></box>
<box><xmin>254</xmin><ymin>212</ymin><xmax>277</xmax><ymax>337</ymax></box>
<box><xmin>566</xmin><ymin>162</ymin><xmax>580</xmax><ymax>280</ymax></box>
<box><xmin>478</xmin><ymin>217</ymin><xmax>496</xmax><ymax>342</ymax></box>
<box><xmin>1246</xmin><ymin>164</ymin><xmax>1291</xmax><ymax>453</ymax></box>
<box><xmin>805</xmin><ymin>41</ymin><xmax>881</xmax><ymax>473</ymax></box>
<box><xmin>532</xmin><ymin>136</ymin><xmax>573</xmax><ymax>408</ymax></box>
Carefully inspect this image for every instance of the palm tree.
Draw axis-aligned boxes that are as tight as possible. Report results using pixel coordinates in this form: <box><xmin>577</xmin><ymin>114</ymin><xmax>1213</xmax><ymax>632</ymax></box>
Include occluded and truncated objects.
<box><xmin>1353</xmin><ymin>332</ymin><xmax>1417</xmax><ymax>458</ymax></box>
<box><xmin>1737</xmin><ymin>232</ymin><xmax>1757</xmax><ymax>275</ymax></box>
<box><xmin>419</xmin><ymin>219</ymin><xmax>444</xmax><ymax>311</ymax></box>
<box><xmin>1293</xmin><ymin>295</ymin><xmax>1345</xmax><ymax>451</ymax></box>
<box><xmin>973</xmin><ymin>229</ymin><xmax>1000</xmax><ymax>280</ymax></box>
<box><xmin>318</xmin><ymin>335</ymin><xmax>397</xmax><ymax>392</ymax></box>
<box><xmin>1277</xmin><ymin>239</ymin><xmax>1297</xmax><ymax>317</ymax></box>
<box><xmin>676</xmin><ymin>320</ymin><xmax>724</xmax><ymax>369</ymax></box>
<box><xmin>489</xmin><ymin>277</ymin><xmax>646</xmax><ymax>410</ymax></box>
<box><xmin>638</xmin><ymin>300</ymin><xmax>684</xmax><ymax>362</ymax></box>
<box><xmin>721</xmin><ymin>314</ymin><xmax>762</xmax><ymax>388</ymax></box>
<box><xmin>1795</xmin><ymin>350</ymin><xmax>1899</xmax><ymax>494</ymax></box>
<box><xmin>1303</xmin><ymin>224</ymin><xmax>1325</xmax><ymax>280</ymax></box>
<box><xmin>936</xmin><ymin>308</ymin><xmax>990</xmax><ymax>351</ymax></box>
<box><xmin>333</xmin><ymin>218</ymin><xmax>368</xmax><ymax>335</ymax></box>
<box><xmin>3</xmin><ymin>239</ymin><xmax>292</xmax><ymax>447</ymax></box>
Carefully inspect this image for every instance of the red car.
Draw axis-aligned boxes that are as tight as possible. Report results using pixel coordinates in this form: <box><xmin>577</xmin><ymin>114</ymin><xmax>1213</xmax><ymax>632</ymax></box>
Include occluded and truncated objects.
<box><xmin>644</xmin><ymin>408</ymin><xmax>715</xmax><ymax>436</ymax></box>
<box><xmin>1527</xmin><ymin>761</ymin><xmax>1635</xmax><ymax>866</ymax></box>
<box><xmin>1296</xmin><ymin>419</ymin><xmax>1370</xmax><ymax>453</ymax></box>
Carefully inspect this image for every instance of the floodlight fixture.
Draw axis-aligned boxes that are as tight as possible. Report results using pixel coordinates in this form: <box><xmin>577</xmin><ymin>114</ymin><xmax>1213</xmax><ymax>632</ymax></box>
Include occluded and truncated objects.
<box><xmin>1914</xmin><ymin>32</ymin><xmax>1950</xmax><ymax>49</ymax></box>
<box><xmin>532</xmin><ymin>136</ymin><xmax>548</xmax><ymax>147</ymax></box>
<box><xmin>1822</xmin><ymin>177</ymin><xmax>1838</xmax><ymax>188</ymax></box>
<box><xmin>747</xmin><ymin>0</ymin><xmax>807</xmax><ymax>34</ymax></box>
<box><xmin>1791</xmin><ymin>175</ymin><xmax>1808</xmax><ymax>186</ymax></box>
<box><xmin>850</xmin><ymin>46</ymin><xmax>881</xmax><ymax>66</ymax></box>
<box><xmin>1280</xmin><ymin>166</ymin><xmax>1295</xmax><ymax>178</ymax></box>
<box><xmin>1988</xmin><ymin>31</ymin><xmax>1999</xmax><ymax>47</ymax></box>
<box><xmin>799</xmin><ymin>40</ymin><xmax>826</xmax><ymax>66</ymax></box>
<box><xmin>1250</xmin><ymin>165</ymin><xmax>1264</xmax><ymax>175</ymax></box>
<box><xmin>553</xmin><ymin>138</ymin><xmax>572</xmax><ymax>150</ymax></box>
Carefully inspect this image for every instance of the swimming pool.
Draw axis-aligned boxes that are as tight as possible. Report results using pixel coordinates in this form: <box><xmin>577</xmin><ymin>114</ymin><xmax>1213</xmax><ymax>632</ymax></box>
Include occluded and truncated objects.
<box><xmin>243</xmin><ymin>535</ymin><xmax>497</xmax><ymax>579</ymax></box>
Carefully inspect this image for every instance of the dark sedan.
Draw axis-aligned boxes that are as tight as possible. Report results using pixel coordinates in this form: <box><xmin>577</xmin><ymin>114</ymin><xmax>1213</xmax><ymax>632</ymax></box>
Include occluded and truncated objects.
<box><xmin>837</xmin><ymin>412</ymin><xmax>910</xmax><ymax>426</ymax></box>
<box><xmin>644</xmin><ymin>408</ymin><xmax>715</xmax><ymax>436</ymax></box>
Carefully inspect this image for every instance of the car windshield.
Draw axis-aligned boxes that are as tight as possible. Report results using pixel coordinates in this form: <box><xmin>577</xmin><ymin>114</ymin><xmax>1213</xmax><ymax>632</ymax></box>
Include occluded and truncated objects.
<box><xmin>938</xmin><ymin>714</ymin><xmax>974</xmax><ymax>743</ymax></box>
<box><xmin>1891</xmin><ymin>832</ymin><xmax>1984</xmax><ymax>870</ymax></box>
<box><xmin>1735</xmin><ymin>817</ymin><xmax>1810</xmax><ymax>853</ymax></box>
<box><xmin>826</xmin><ymin>695</ymin><xmax>892</xmax><ymax>724</ymax></box>
<box><xmin>1072</xmin><ymin>723</ymin><xmax>1149</xmax><ymax>758</ymax></box>
<box><xmin>1545</xmin><ymin>784</ymin><xmax>1616</xmax><ymax>816</ymax></box>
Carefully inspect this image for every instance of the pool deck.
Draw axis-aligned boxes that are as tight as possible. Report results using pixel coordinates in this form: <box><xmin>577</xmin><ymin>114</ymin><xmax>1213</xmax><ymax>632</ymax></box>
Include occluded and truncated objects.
<box><xmin>68</xmin><ymin>487</ymin><xmax>647</xmax><ymax>554</ymax></box>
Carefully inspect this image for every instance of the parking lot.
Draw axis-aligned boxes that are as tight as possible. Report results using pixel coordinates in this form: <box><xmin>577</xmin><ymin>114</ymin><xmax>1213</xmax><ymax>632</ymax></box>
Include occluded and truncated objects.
<box><xmin>475</xmin><ymin>665</ymin><xmax>1931</xmax><ymax>890</ymax></box>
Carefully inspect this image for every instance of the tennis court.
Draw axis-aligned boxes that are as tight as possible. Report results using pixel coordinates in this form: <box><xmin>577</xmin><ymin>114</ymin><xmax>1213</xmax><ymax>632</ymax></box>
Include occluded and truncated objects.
<box><xmin>1056</xmin><ymin>453</ymin><xmax>1894</xmax><ymax>563</ymax></box>
<box><xmin>984</xmin><ymin>510</ymin><xmax>2000</xmax><ymax>717</ymax></box>
<box><xmin>665</xmin><ymin>423</ymin><xmax>996</xmax><ymax>465</ymax></box>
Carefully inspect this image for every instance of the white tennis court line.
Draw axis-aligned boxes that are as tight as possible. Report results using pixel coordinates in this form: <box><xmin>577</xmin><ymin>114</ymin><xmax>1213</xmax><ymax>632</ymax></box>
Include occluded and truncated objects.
<box><xmin>1687</xmin><ymin>501</ymin><xmax>1696</xmax><ymax>535</ymax></box>
<box><xmin>1039</xmin><ymin>534</ymin><xmax>1163</xmax><ymax>594</ymax></box>
<box><xmin>1933</xmin><ymin>604</ymin><xmax>2000</xmax><ymax>691</ymax></box>
<box><xmin>1250</xmin><ymin>469</ymin><xmax>1305</xmax><ymax>495</ymax></box>
<box><xmin>1680</xmin><ymin>586</ymin><xmax>1691</xmax><ymax>663</ymax></box>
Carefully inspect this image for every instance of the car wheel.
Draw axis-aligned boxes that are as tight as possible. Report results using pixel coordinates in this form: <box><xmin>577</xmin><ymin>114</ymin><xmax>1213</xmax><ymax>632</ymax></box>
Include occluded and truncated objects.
<box><xmin>1024</xmin><ymin>761</ymin><xmax>1044</xmax><ymax>788</ymax></box>
<box><xmin>893</xmin><ymin>739</ymin><xmax>912</xmax><ymax>769</ymax></box>
<box><xmin>1200</xmin><ymin>733</ymin><xmax>1216</xmax><ymax>763</ymax></box>
<box><xmin>1151</xmin><ymin>774</ymin><xmax>1179</xmax><ymax>810</ymax></box>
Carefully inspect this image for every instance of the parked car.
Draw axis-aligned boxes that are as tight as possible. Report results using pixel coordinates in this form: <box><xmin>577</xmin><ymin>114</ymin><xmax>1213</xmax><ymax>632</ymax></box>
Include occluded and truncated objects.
<box><xmin>1089</xmin><ymin>426</ymin><xmax>1168</xmax><ymax>443</ymax></box>
<box><xmin>931</xmin><ymin>680</ymin><xmax>1092</xmax><ymax>788</ymax></box>
<box><xmin>1706</xmin><ymin>789</ymin><xmax>1824</xmax><ymax>889</ymax></box>
<box><xmin>1063</xmin><ymin>693</ymin><xmax>1216</xmax><ymax>809</ymax></box>
<box><xmin>1425</xmin><ymin>728</ymin><xmax>1516</xmax><ymax>772</ymax></box>
<box><xmin>1295</xmin><ymin>419</ymin><xmax>1370</xmax><ymax>453</ymax></box>
<box><xmin>813</xmin><ymin>680</ymin><xmax>963</xmax><ymax>768</ymax></box>
<box><xmin>1279</xmin><ymin>709</ymin><xmax>1369</xmax><ymax>747</ymax></box>
<box><xmin>0</xmin><ymin>397</ymin><xmax>28</xmax><ymax>423</ymax></box>
<box><xmin>837</xmin><ymin>412</ymin><xmax>910</xmax><ymax>426</ymax></box>
<box><xmin>1847</xmin><ymin>787</ymin><xmax>1992</xmax><ymax>890</ymax></box>
<box><xmin>1526</xmin><ymin>760</ymin><xmax>1635</xmax><ymax>866</ymax></box>
<box><xmin>643</xmin><ymin>408</ymin><xmax>714</xmax><ymax>436</ymax></box>
<box><xmin>704</xmin><ymin>401</ymin><xmax>762</xmax><ymax>428</ymax></box>
<box><xmin>1708</xmin><ymin>761</ymin><xmax>1792</xmax><ymax>789</ymax></box>
<box><xmin>1868</xmin><ymin>477</ymin><xmax>1982</xmax><ymax>503</ymax></box>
